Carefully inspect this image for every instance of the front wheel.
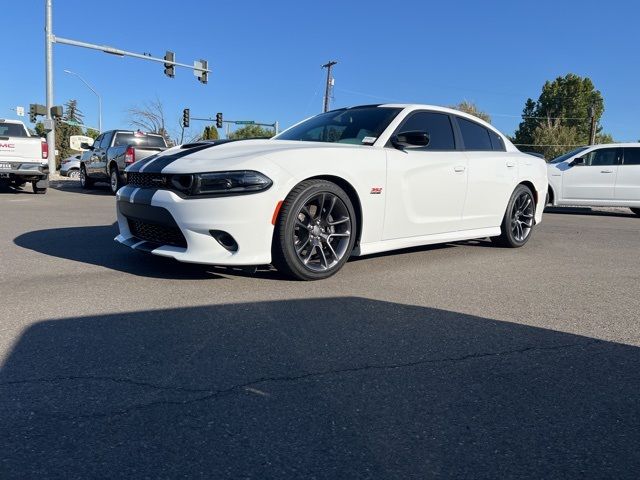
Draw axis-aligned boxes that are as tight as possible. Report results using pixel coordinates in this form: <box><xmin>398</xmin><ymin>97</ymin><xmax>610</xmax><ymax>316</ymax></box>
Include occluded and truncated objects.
<box><xmin>68</xmin><ymin>169</ymin><xmax>80</xmax><ymax>180</ymax></box>
<box><xmin>80</xmin><ymin>165</ymin><xmax>93</xmax><ymax>189</ymax></box>
<box><xmin>630</xmin><ymin>208</ymin><xmax>640</xmax><ymax>217</ymax></box>
<box><xmin>491</xmin><ymin>184</ymin><xmax>536</xmax><ymax>248</ymax></box>
<box><xmin>272</xmin><ymin>180</ymin><xmax>357</xmax><ymax>280</ymax></box>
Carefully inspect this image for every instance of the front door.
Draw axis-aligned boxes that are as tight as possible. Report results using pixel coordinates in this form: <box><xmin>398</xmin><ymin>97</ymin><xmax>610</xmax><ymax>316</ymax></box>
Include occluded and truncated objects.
<box><xmin>561</xmin><ymin>147</ymin><xmax>621</xmax><ymax>201</ymax></box>
<box><xmin>383</xmin><ymin>111</ymin><xmax>468</xmax><ymax>239</ymax></box>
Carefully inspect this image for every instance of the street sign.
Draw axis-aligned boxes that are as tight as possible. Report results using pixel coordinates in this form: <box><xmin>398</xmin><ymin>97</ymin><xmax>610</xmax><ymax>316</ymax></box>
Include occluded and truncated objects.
<box><xmin>16</xmin><ymin>106</ymin><xmax>24</xmax><ymax>117</ymax></box>
<box><xmin>70</xmin><ymin>135</ymin><xmax>94</xmax><ymax>151</ymax></box>
<box><xmin>235</xmin><ymin>121</ymin><xmax>255</xmax><ymax>125</ymax></box>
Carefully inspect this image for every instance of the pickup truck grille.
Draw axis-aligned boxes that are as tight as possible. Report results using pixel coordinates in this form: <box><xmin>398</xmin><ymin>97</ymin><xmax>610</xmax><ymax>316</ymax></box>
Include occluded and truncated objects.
<box><xmin>127</xmin><ymin>172</ymin><xmax>166</xmax><ymax>189</ymax></box>
<box><xmin>128</xmin><ymin>219</ymin><xmax>187</xmax><ymax>248</ymax></box>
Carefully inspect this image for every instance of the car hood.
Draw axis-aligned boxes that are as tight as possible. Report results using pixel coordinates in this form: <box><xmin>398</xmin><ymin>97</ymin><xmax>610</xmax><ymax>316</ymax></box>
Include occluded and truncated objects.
<box><xmin>128</xmin><ymin>139</ymin><xmax>366</xmax><ymax>174</ymax></box>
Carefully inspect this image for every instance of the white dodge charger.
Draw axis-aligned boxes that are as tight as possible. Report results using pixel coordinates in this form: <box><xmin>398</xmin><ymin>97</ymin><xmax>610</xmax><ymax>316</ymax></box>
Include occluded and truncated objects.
<box><xmin>115</xmin><ymin>104</ymin><xmax>547</xmax><ymax>280</ymax></box>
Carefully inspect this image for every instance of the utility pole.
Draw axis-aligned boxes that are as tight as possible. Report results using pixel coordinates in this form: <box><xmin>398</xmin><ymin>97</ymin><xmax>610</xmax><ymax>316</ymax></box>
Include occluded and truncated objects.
<box><xmin>322</xmin><ymin>60</ymin><xmax>337</xmax><ymax>113</ymax></box>
<box><xmin>45</xmin><ymin>0</ymin><xmax>55</xmax><ymax>174</ymax></box>
<box><xmin>589</xmin><ymin>105</ymin><xmax>597</xmax><ymax>145</ymax></box>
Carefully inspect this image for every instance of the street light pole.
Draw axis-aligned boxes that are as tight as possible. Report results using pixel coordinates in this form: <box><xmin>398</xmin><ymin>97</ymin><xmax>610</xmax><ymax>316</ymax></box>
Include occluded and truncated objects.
<box><xmin>45</xmin><ymin>0</ymin><xmax>56</xmax><ymax>174</ymax></box>
<box><xmin>64</xmin><ymin>69</ymin><xmax>102</xmax><ymax>132</ymax></box>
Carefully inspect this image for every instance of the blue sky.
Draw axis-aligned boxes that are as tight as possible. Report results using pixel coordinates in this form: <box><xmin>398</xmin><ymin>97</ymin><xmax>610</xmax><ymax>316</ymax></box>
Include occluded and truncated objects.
<box><xmin>2</xmin><ymin>0</ymin><xmax>638</xmax><ymax>142</ymax></box>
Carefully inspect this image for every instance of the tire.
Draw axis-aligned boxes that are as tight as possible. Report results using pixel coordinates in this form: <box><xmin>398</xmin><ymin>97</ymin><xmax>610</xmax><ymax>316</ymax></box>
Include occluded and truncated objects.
<box><xmin>491</xmin><ymin>184</ymin><xmax>536</xmax><ymax>248</ymax></box>
<box><xmin>68</xmin><ymin>169</ymin><xmax>80</xmax><ymax>179</ymax></box>
<box><xmin>80</xmin><ymin>165</ymin><xmax>93</xmax><ymax>189</ymax></box>
<box><xmin>109</xmin><ymin>166</ymin><xmax>122</xmax><ymax>195</ymax></box>
<box><xmin>272</xmin><ymin>179</ymin><xmax>357</xmax><ymax>280</ymax></box>
<box><xmin>32</xmin><ymin>181</ymin><xmax>47</xmax><ymax>194</ymax></box>
<box><xmin>630</xmin><ymin>208</ymin><xmax>640</xmax><ymax>217</ymax></box>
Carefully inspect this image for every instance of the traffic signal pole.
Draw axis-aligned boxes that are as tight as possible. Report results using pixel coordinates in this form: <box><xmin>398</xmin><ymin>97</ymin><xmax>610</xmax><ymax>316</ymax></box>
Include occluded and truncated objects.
<box><xmin>44</xmin><ymin>0</ymin><xmax>211</xmax><ymax>172</ymax></box>
<box><xmin>45</xmin><ymin>0</ymin><xmax>55</xmax><ymax>174</ymax></box>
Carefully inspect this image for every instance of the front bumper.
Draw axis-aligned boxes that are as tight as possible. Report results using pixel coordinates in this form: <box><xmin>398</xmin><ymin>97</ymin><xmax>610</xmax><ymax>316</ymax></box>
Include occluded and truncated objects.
<box><xmin>114</xmin><ymin>185</ymin><xmax>279</xmax><ymax>266</ymax></box>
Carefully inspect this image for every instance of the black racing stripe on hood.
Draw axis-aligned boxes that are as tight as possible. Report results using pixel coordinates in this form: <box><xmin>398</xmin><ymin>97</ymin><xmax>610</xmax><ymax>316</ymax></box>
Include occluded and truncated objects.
<box><xmin>135</xmin><ymin>139</ymin><xmax>252</xmax><ymax>174</ymax></box>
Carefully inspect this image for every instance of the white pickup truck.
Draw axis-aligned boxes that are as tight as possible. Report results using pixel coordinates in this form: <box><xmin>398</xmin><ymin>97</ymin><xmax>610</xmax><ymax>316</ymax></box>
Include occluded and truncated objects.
<box><xmin>0</xmin><ymin>119</ymin><xmax>49</xmax><ymax>194</ymax></box>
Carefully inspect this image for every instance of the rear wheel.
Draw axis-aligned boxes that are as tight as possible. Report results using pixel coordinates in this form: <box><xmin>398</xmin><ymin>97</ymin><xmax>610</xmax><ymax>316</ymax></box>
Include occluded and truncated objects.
<box><xmin>68</xmin><ymin>169</ymin><xmax>80</xmax><ymax>179</ymax></box>
<box><xmin>272</xmin><ymin>179</ymin><xmax>357</xmax><ymax>280</ymax></box>
<box><xmin>631</xmin><ymin>208</ymin><xmax>640</xmax><ymax>216</ymax></box>
<box><xmin>110</xmin><ymin>166</ymin><xmax>122</xmax><ymax>195</ymax></box>
<box><xmin>491</xmin><ymin>184</ymin><xmax>536</xmax><ymax>248</ymax></box>
<box><xmin>80</xmin><ymin>165</ymin><xmax>93</xmax><ymax>189</ymax></box>
<box><xmin>32</xmin><ymin>181</ymin><xmax>47</xmax><ymax>194</ymax></box>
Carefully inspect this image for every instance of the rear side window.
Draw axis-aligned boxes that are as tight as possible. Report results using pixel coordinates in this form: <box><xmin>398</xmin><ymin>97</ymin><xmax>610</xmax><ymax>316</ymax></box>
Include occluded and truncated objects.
<box><xmin>397</xmin><ymin>112</ymin><xmax>456</xmax><ymax>150</ymax></box>
<box><xmin>0</xmin><ymin>123</ymin><xmax>28</xmax><ymax>137</ymax></box>
<box><xmin>623</xmin><ymin>148</ymin><xmax>640</xmax><ymax>165</ymax></box>
<box><xmin>457</xmin><ymin>117</ymin><xmax>492</xmax><ymax>151</ymax></box>
<box><xmin>488</xmin><ymin>130</ymin><xmax>505</xmax><ymax>151</ymax></box>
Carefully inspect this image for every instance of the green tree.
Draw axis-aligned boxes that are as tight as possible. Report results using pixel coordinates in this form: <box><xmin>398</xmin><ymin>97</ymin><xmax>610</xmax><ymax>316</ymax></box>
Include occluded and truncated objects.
<box><xmin>85</xmin><ymin>128</ymin><xmax>99</xmax><ymax>140</ymax></box>
<box><xmin>201</xmin><ymin>126</ymin><xmax>219</xmax><ymax>140</ymax></box>
<box><xmin>513</xmin><ymin>74</ymin><xmax>613</xmax><ymax>158</ymax></box>
<box><xmin>54</xmin><ymin>99</ymin><xmax>84</xmax><ymax>167</ymax></box>
<box><xmin>228</xmin><ymin>124</ymin><xmax>275</xmax><ymax>140</ymax></box>
<box><xmin>34</xmin><ymin>122</ymin><xmax>46</xmax><ymax>138</ymax></box>
<box><xmin>451</xmin><ymin>101</ymin><xmax>491</xmax><ymax>123</ymax></box>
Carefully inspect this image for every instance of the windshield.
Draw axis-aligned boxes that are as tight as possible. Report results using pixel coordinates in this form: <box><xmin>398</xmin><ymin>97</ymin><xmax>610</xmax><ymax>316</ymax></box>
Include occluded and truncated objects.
<box><xmin>276</xmin><ymin>106</ymin><xmax>402</xmax><ymax>145</ymax></box>
<box><xmin>114</xmin><ymin>132</ymin><xmax>167</xmax><ymax>148</ymax></box>
<box><xmin>549</xmin><ymin>146</ymin><xmax>588</xmax><ymax>163</ymax></box>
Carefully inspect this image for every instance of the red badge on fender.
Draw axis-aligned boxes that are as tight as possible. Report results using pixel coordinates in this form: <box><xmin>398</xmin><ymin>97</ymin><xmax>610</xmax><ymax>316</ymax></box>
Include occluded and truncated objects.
<box><xmin>370</xmin><ymin>187</ymin><xmax>383</xmax><ymax>194</ymax></box>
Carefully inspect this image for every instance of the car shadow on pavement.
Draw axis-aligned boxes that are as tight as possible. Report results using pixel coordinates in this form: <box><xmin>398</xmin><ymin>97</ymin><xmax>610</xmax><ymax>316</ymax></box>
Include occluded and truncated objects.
<box><xmin>544</xmin><ymin>206</ymin><xmax>637</xmax><ymax>218</ymax></box>
<box><xmin>13</xmin><ymin>222</ymin><xmax>226</xmax><ymax>280</ymax></box>
<box><xmin>51</xmin><ymin>180</ymin><xmax>113</xmax><ymax>195</ymax></box>
<box><xmin>0</xmin><ymin>297</ymin><xmax>638</xmax><ymax>479</ymax></box>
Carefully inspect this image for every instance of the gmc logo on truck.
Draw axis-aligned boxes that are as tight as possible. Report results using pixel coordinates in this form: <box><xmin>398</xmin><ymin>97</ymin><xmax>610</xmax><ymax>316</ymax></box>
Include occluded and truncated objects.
<box><xmin>0</xmin><ymin>143</ymin><xmax>15</xmax><ymax>149</ymax></box>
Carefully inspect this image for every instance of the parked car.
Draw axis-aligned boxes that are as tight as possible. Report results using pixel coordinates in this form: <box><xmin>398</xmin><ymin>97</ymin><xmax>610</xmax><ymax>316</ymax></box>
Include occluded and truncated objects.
<box><xmin>546</xmin><ymin>143</ymin><xmax>640</xmax><ymax>216</ymax></box>
<box><xmin>114</xmin><ymin>104</ymin><xmax>547</xmax><ymax>280</ymax></box>
<box><xmin>79</xmin><ymin>130</ymin><xmax>168</xmax><ymax>194</ymax></box>
<box><xmin>60</xmin><ymin>153</ymin><xmax>82</xmax><ymax>178</ymax></box>
<box><xmin>0</xmin><ymin>118</ymin><xmax>49</xmax><ymax>193</ymax></box>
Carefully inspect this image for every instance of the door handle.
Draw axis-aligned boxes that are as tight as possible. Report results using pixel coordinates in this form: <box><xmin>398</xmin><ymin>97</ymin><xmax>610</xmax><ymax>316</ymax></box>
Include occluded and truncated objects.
<box><xmin>453</xmin><ymin>165</ymin><xmax>466</xmax><ymax>173</ymax></box>
<box><xmin>506</xmin><ymin>161</ymin><xmax>516</xmax><ymax>168</ymax></box>
<box><xmin>600</xmin><ymin>169</ymin><xmax>614</xmax><ymax>173</ymax></box>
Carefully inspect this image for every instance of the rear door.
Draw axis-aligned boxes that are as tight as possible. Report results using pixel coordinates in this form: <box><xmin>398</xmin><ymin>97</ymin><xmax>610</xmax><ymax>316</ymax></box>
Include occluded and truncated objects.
<box><xmin>561</xmin><ymin>147</ymin><xmax>621</xmax><ymax>201</ymax></box>
<box><xmin>457</xmin><ymin>117</ymin><xmax>518</xmax><ymax>229</ymax></box>
<box><xmin>615</xmin><ymin>147</ymin><xmax>640</xmax><ymax>202</ymax></box>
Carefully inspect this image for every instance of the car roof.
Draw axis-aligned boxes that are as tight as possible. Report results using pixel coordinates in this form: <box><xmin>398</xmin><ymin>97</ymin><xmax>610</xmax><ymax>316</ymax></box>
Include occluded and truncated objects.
<box><xmin>584</xmin><ymin>143</ymin><xmax>640</xmax><ymax>148</ymax></box>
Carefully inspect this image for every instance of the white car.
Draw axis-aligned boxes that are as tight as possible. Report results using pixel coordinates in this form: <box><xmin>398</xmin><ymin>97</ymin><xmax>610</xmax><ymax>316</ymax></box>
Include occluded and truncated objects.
<box><xmin>59</xmin><ymin>154</ymin><xmax>81</xmax><ymax>178</ymax></box>
<box><xmin>547</xmin><ymin>143</ymin><xmax>640</xmax><ymax>216</ymax></box>
<box><xmin>115</xmin><ymin>104</ymin><xmax>547</xmax><ymax>280</ymax></box>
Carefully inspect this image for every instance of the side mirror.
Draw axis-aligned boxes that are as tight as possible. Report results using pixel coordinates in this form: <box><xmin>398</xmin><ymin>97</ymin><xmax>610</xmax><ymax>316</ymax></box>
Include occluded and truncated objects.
<box><xmin>80</xmin><ymin>142</ymin><xmax>93</xmax><ymax>150</ymax></box>
<box><xmin>392</xmin><ymin>131</ymin><xmax>430</xmax><ymax>149</ymax></box>
<box><xmin>571</xmin><ymin>156</ymin><xmax>585</xmax><ymax>166</ymax></box>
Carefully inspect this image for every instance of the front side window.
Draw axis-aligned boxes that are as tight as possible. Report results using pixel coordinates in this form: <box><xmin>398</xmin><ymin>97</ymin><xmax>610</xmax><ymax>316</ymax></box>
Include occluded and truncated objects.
<box><xmin>549</xmin><ymin>146</ymin><xmax>589</xmax><ymax>164</ymax></box>
<box><xmin>623</xmin><ymin>148</ymin><xmax>640</xmax><ymax>166</ymax></box>
<box><xmin>395</xmin><ymin>112</ymin><xmax>456</xmax><ymax>150</ymax></box>
<box><xmin>584</xmin><ymin>148</ymin><xmax>621</xmax><ymax>166</ymax></box>
<box><xmin>276</xmin><ymin>106</ymin><xmax>401</xmax><ymax>145</ymax></box>
<box><xmin>457</xmin><ymin>117</ymin><xmax>492</xmax><ymax>151</ymax></box>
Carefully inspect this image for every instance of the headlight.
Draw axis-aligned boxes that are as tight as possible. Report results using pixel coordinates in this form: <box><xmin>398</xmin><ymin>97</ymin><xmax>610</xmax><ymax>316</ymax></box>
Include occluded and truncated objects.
<box><xmin>170</xmin><ymin>170</ymin><xmax>272</xmax><ymax>196</ymax></box>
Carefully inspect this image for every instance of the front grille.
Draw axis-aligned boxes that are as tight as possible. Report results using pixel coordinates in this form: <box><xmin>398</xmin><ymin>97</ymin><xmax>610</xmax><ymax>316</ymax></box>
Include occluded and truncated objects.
<box><xmin>128</xmin><ymin>219</ymin><xmax>187</xmax><ymax>248</ymax></box>
<box><xmin>127</xmin><ymin>172</ymin><xmax>166</xmax><ymax>188</ymax></box>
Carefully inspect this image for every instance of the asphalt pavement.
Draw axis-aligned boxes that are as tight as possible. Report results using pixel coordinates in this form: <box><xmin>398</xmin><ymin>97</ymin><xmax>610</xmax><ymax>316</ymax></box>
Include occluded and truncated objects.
<box><xmin>1</xmin><ymin>181</ymin><xmax>639</xmax><ymax>478</ymax></box>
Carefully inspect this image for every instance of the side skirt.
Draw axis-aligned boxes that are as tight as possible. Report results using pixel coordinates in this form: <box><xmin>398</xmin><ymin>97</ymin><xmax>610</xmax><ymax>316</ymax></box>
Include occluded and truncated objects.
<box><xmin>354</xmin><ymin>227</ymin><xmax>501</xmax><ymax>257</ymax></box>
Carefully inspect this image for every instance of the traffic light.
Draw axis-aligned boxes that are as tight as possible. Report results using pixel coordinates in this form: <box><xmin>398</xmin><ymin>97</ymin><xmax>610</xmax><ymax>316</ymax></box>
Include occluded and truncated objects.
<box><xmin>164</xmin><ymin>51</ymin><xmax>175</xmax><ymax>78</ymax></box>
<box><xmin>50</xmin><ymin>105</ymin><xmax>63</xmax><ymax>119</ymax></box>
<box><xmin>29</xmin><ymin>104</ymin><xmax>37</xmax><ymax>123</ymax></box>
<box><xmin>199</xmin><ymin>60</ymin><xmax>208</xmax><ymax>84</ymax></box>
<box><xmin>182</xmin><ymin>108</ymin><xmax>190</xmax><ymax>128</ymax></box>
<box><xmin>215</xmin><ymin>112</ymin><xmax>223</xmax><ymax>129</ymax></box>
